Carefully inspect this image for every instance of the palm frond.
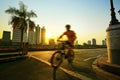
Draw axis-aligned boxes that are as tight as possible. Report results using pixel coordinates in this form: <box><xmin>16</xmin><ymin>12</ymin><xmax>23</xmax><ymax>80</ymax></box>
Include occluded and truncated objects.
<box><xmin>5</xmin><ymin>7</ymin><xmax>21</xmax><ymax>16</ymax></box>
<box><xmin>118</xmin><ymin>10</ymin><xmax>120</xmax><ymax>15</ymax></box>
<box><xmin>29</xmin><ymin>20</ymin><xmax>35</xmax><ymax>31</ymax></box>
<box><xmin>9</xmin><ymin>16</ymin><xmax>21</xmax><ymax>30</ymax></box>
<box><xmin>27</xmin><ymin>10</ymin><xmax>37</xmax><ymax>18</ymax></box>
<box><xmin>19</xmin><ymin>1</ymin><xmax>27</xmax><ymax>18</ymax></box>
<box><xmin>19</xmin><ymin>18</ymin><xmax>27</xmax><ymax>31</ymax></box>
<box><xmin>19</xmin><ymin>1</ymin><xmax>27</xmax><ymax>12</ymax></box>
<box><xmin>5</xmin><ymin>1</ymin><xmax>37</xmax><ymax>32</ymax></box>
<box><xmin>5</xmin><ymin>7</ymin><xmax>17</xmax><ymax>14</ymax></box>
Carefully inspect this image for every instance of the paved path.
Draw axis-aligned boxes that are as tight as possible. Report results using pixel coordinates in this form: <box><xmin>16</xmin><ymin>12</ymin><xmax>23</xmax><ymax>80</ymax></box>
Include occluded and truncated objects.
<box><xmin>0</xmin><ymin>56</ymin><xmax>80</xmax><ymax>80</ymax></box>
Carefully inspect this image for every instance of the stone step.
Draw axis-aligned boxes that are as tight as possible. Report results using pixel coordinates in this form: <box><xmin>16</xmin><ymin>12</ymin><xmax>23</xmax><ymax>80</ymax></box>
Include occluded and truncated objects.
<box><xmin>0</xmin><ymin>52</ymin><xmax>27</xmax><ymax>63</ymax></box>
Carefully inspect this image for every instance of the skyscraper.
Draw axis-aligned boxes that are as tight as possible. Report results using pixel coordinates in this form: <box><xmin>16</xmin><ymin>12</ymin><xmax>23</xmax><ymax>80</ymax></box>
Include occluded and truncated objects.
<box><xmin>35</xmin><ymin>25</ymin><xmax>41</xmax><ymax>45</ymax></box>
<box><xmin>41</xmin><ymin>26</ymin><xmax>46</xmax><ymax>45</ymax></box>
<box><xmin>12</xmin><ymin>28</ymin><xmax>21</xmax><ymax>42</ymax></box>
<box><xmin>92</xmin><ymin>38</ymin><xmax>96</xmax><ymax>46</ymax></box>
<box><xmin>28</xmin><ymin>24</ymin><xmax>35</xmax><ymax>45</ymax></box>
<box><xmin>49</xmin><ymin>38</ymin><xmax>55</xmax><ymax>46</ymax></box>
<box><xmin>88</xmin><ymin>40</ymin><xmax>91</xmax><ymax>45</ymax></box>
<box><xmin>102</xmin><ymin>39</ymin><xmax>106</xmax><ymax>46</ymax></box>
<box><xmin>2</xmin><ymin>31</ymin><xmax>11</xmax><ymax>42</ymax></box>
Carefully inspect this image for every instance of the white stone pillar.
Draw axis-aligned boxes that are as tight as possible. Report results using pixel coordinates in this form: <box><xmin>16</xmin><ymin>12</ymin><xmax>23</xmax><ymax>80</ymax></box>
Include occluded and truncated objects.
<box><xmin>106</xmin><ymin>24</ymin><xmax>120</xmax><ymax>64</ymax></box>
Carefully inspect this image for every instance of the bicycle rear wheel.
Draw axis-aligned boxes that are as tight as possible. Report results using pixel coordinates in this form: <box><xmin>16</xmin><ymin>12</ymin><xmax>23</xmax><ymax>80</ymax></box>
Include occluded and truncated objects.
<box><xmin>50</xmin><ymin>51</ymin><xmax>63</xmax><ymax>68</ymax></box>
<box><xmin>67</xmin><ymin>50</ymin><xmax>74</xmax><ymax>64</ymax></box>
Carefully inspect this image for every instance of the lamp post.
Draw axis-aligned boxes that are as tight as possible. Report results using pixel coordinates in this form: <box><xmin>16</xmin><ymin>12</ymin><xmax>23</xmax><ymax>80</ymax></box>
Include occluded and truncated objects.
<box><xmin>109</xmin><ymin>0</ymin><xmax>119</xmax><ymax>25</ymax></box>
<box><xmin>106</xmin><ymin>0</ymin><xmax>120</xmax><ymax>65</ymax></box>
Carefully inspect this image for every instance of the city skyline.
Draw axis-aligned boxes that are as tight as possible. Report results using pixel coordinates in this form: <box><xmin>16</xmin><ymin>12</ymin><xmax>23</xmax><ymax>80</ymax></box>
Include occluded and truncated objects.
<box><xmin>1</xmin><ymin>29</ymin><xmax>106</xmax><ymax>45</ymax></box>
<box><xmin>0</xmin><ymin>0</ymin><xmax>120</xmax><ymax>45</ymax></box>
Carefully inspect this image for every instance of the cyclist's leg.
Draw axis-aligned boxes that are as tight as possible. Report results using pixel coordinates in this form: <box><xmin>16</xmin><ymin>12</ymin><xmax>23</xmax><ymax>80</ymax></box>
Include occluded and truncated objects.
<box><xmin>67</xmin><ymin>50</ymin><xmax>74</xmax><ymax>63</ymax></box>
<box><xmin>64</xmin><ymin>41</ymin><xmax>72</xmax><ymax>58</ymax></box>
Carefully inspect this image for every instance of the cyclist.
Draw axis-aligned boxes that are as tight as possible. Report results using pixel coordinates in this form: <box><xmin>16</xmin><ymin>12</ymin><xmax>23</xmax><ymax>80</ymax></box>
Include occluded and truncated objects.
<box><xmin>58</xmin><ymin>24</ymin><xmax>76</xmax><ymax>47</ymax></box>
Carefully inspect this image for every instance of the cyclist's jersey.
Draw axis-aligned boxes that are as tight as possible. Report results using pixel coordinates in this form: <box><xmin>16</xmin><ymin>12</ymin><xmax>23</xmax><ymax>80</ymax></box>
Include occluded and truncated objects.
<box><xmin>63</xmin><ymin>30</ymin><xmax>76</xmax><ymax>45</ymax></box>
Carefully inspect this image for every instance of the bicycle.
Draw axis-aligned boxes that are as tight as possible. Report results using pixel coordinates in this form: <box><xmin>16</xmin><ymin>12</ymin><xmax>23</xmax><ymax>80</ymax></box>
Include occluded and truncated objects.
<box><xmin>50</xmin><ymin>40</ymin><xmax>75</xmax><ymax>68</ymax></box>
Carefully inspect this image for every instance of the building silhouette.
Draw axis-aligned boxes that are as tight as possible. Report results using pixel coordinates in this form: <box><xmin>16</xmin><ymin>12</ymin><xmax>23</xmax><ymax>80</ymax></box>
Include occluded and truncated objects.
<box><xmin>12</xmin><ymin>28</ymin><xmax>21</xmax><ymax>42</ymax></box>
<box><xmin>12</xmin><ymin>25</ymin><xmax>28</xmax><ymax>43</ymax></box>
<box><xmin>35</xmin><ymin>25</ymin><xmax>41</xmax><ymax>45</ymax></box>
<box><xmin>92</xmin><ymin>38</ymin><xmax>96</xmax><ymax>46</ymax></box>
<box><xmin>49</xmin><ymin>38</ymin><xmax>55</xmax><ymax>46</ymax></box>
<box><xmin>2</xmin><ymin>31</ymin><xmax>11</xmax><ymax>42</ymax></box>
<box><xmin>102</xmin><ymin>39</ymin><xmax>106</xmax><ymax>46</ymax></box>
<box><xmin>28</xmin><ymin>24</ymin><xmax>35</xmax><ymax>45</ymax></box>
<box><xmin>87</xmin><ymin>40</ymin><xmax>91</xmax><ymax>45</ymax></box>
<box><xmin>41</xmin><ymin>26</ymin><xmax>46</xmax><ymax>45</ymax></box>
<box><xmin>12</xmin><ymin>24</ymin><xmax>46</xmax><ymax>45</ymax></box>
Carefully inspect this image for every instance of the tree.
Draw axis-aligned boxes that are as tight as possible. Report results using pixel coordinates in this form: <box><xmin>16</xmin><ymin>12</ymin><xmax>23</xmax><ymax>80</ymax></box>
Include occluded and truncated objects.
<box><xmin>5</xmin><ymin>1</ymin><xmax>37</xmax><ymax>54</ymax></box>
<box><xmin>118</xmin><ymin>10</ymin><xmax>120</xmax><ymax>15</ymax></box>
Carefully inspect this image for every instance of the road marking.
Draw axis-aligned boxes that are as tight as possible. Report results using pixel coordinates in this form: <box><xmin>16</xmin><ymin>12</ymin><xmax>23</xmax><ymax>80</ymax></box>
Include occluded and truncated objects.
<box><xmin>31</xmin><ymin>55</ymin><xmax>51</xmax><ymax>66</ymax></box>
<box><xmin>83</xmin><ymin>55</ymin><xmax>101</xmax><ymax>61</ymax></box>
<box><xmin>60</xmin><ymin>67</ymin><xmax>92</xmax><ymax>80</ymax></box>
<box><xmin>31</xmin><ymin>55</ymin><xmax>92</xmax><ymax>80</ymax></box>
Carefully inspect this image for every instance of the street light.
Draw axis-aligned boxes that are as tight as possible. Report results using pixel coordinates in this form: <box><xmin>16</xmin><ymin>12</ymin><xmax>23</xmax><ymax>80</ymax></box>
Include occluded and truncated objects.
<box><xmin>109</xmin><ymin>0</ymin><xmax>119</xmax><ymax>25</ymax></box>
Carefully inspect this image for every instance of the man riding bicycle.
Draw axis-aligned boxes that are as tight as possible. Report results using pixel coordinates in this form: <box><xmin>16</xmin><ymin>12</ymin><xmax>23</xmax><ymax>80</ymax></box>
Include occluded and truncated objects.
<box><xmin>57</xmin><ymin>24</ymin><xmax>77</xmax><ymax>47</ymax></box>
<box><xmin>50</xmin><ymin>24</ymin><xmax>76</xmax><ymax>67</ymax></box>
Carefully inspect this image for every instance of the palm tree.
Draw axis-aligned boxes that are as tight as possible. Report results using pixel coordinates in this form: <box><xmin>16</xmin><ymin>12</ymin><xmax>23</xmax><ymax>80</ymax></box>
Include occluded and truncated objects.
<box><xmin>5</xmin><ymin>1</ymin><xmax>37</xmax><ymax>54</ymax></box>
<box><xmin>118</xmin><ymin>10</ymin><xmax>120</xmax><ymax>15</ymax></box>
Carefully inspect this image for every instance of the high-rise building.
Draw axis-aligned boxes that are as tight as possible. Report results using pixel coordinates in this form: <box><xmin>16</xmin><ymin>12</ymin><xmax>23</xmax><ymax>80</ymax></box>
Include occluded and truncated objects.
<box><xmin>2</xmin><ymin>31</ymin><xmax>11</xmax><ymax>42</ymax></box>
<box><xmin>28</xmin><ymin>24</ymin><xmax>35</xmax><ymax>45</ymax></box>
<box><xmin>35</xmin><ymin>25</ymin><xmax>41</xmax><ymax>45</ymax></box>
<box><xmin>23</xmin><ymin>31</ymin><xmax>28</xmax><ymax>42</ymax></box>
<box><xmin>87</xmin><ymin>40</ymin><xmax>91</xmax><ymax>45</ymax></box>
<box><xmin>41</xmin><ymin>26</ymin><xmax>46</xmax><ymax>45</ymax></box>
<box><xmin>49</xmin><ymin>38</ymin><xmax>55</xmax><ymax>46</ymax></box>
<box><xmin>12</xmin><ymin>29</ymin><xmax>21</xmax><ymax>42</ymax></box>
<box><xmin>102</xmin><ymin>39</ymin><xmax>106</xmax><ymax>45</ymax></box>
<box><xmin>28</xmin><ymin>30</ymin><xmax>35</xmax><ymax>44</ymax></box>
<box><xmin>12</xmin><ymin>28</ymin><xmax>28</xmax><ymax>43</ymax></box>
<box><xmin>92</xmin><ymin>38</ymin><xmax>96</xmax><ymax>46</ymax></box>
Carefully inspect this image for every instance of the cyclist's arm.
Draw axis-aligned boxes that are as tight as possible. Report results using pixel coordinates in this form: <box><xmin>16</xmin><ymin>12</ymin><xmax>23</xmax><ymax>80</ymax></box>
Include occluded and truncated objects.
<box><xmin>58</xmin><ymin>34</ymin><xmax>63</xmax><ymax>40</ymax></box>
<box><xmin>58</xmin><ymin>32</ymin><xmax>65</xmax><ymax>40</ymax></box>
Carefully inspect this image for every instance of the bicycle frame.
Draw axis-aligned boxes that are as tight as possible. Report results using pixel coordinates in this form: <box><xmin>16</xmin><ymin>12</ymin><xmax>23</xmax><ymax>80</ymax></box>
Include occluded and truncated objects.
<box><xmin>58</xmin><ymin>41</ymin><xmax>72</xmax><ymax>56</ymax></box>
<box><xmin>50</xmin><ymin>40</ymin><xmax>74</xmax><ymax>68</ymax></box>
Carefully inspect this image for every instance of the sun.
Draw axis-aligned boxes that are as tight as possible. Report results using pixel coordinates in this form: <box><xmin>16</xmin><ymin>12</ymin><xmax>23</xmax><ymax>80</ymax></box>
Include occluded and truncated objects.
<box><xmin>46</xmin><ymin>32</ymin><xmax>52</xmax><ymax>38</ymax></box>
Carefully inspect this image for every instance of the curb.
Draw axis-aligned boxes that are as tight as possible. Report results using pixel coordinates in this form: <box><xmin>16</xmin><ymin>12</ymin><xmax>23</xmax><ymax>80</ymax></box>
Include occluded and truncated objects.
<box><xmin>0</xmin><ymin>55</ymin><xmax>28</xmax><ymax>63</ymax></box>
<box><xmin>92</xmin><ymin>56</ymin><xmax>120</xmax><ymax>80</ymax></box>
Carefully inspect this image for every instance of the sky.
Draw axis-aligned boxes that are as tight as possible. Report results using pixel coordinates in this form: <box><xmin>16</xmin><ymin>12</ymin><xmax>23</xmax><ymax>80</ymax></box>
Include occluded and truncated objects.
<box><xmin>0</xmin><ymin>0</ymin><xmax>120</xmax><ymax>45</ymax></box>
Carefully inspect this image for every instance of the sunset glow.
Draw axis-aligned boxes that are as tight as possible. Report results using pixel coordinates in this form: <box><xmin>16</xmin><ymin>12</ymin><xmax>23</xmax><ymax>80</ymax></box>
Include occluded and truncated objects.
<box><xmin>0</xmin><ymin>0</ymin><xmax>120</xmax><ymax>45</ymax></box>
<box><xmin>46</xmin><ymin>32</ymin><xmax>52</xmax><ymax>39</ymax></box>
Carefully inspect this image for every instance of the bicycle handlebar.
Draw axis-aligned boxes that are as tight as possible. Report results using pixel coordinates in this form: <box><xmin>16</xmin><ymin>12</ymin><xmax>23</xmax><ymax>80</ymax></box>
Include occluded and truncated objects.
<box><xmin>57</xmin><ymin>40</ymin><xmax>67</xmax><ymax>42</ymax></box>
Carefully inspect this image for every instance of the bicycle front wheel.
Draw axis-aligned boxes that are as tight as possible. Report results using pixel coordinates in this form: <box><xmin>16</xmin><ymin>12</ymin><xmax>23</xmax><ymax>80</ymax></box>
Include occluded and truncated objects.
<box><xmin>50</xmin><ymin>51</ymin><xmax>63</xmax><ymax>68</ymax></box>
